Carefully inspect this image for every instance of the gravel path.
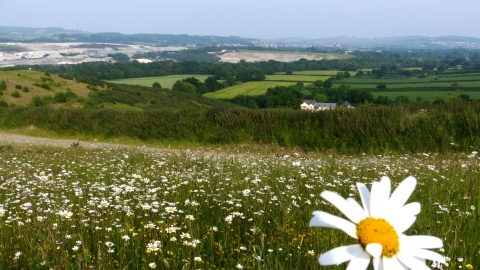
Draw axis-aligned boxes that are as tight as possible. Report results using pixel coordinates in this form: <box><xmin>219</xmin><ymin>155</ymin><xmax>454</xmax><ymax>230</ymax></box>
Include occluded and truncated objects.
<box><xmin>0</xmin><ymin>132</ymin><xmax>184</xmax><ymax>155</ymax></box>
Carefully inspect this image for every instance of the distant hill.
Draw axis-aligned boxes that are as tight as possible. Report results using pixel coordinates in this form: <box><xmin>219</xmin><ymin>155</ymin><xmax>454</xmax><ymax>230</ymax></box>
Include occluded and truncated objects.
<box><xmin>0</xmin><ymin>26</ymin><xmax>255</xmax><ymax>46</ymax></box>
<box><xmin>0</xmin><ymin>70</ymin><xmax>235</xmax><ymax>110</ymax></box>
<box><xmin>271</xmin><ymin>36</ymin><xmax>480</xmax><ymax>50</ymax></box>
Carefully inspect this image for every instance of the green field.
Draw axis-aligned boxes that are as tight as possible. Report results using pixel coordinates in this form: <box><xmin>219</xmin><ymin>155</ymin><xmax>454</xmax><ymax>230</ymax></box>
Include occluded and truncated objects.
<box><xmin>277</xmin><ymin>70</ymin><xmax>340</xmax><ymax>76</ymax></box>
<box><xmin>109</xmin><ymin>75</ymin><xmax>212</xmax><ymax>89</ymax></box>
<box><xmin>372</xmin><ymin>91</ymin><xmax>480</xmax><ymax>101</ymax></box>
<box><xmin>204</xmin><ymin>81</ymin><xmax>295</xmax><ymax>98</ymax></box>
<box><xmin>266</xmin><ymin>74</ymin><xmax>332</xmax><ymax>82</ymax></box>
<box><xmin>238</xmin><ymin>49</ymin><xmax>355</xmax><ymax>60</ymax></box>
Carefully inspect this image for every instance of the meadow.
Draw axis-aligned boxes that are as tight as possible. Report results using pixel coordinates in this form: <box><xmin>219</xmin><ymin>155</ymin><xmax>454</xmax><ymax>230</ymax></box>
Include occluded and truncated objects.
<box><xmin>0</xmin><ymin>142</ymin><xmax>476</xmax><ymax>269</ymax></box>
<box><xmin>109</xmin><ymin>75</ymin><xmax>212</xmax><ymax>89</ymax></box>
<box><xmin>204</xmin><ymin>82</ymin><xmax>294</xmax><ymax>99</ymax></box>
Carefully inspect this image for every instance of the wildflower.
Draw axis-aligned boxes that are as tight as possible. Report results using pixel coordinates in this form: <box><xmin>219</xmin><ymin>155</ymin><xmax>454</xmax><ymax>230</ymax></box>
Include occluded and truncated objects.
<box><xmin>165</xmin><ymin>206</ymin><xmax>177</xmax><ymax>213</ymax></box>
<box><xmin>72</xmin><ymin>246</ymin><xmax>79</xmax><ymax>251</ymax></box>
<box><xmin>146</xmin><ymin>242</ymin><xmax>159</xmax><ymax>251</ymax></box>
<box><xmin>194</xmin><ymin>256</ymin><xmax>202</xmax><ymax>262</ymax></box>
<box><xmin>186</xmin><ymin>214</ymin><xmax>195</xmax><ymax>220</ymax></box>
<box><xmin>308</xmin><ymin>250</ymin><xmax>315</xmax><ymax>256</ymax></box>
<box><xmin>58</xmin><ymin>210</ymin><xmax>73</xmax><ymax>219</ymax></box>
<box><xmin>225</xmin><ymin>215</ymin><xmax>233</xmax><ymax>224</ymax></box>
<box><xmin>0</xmin><ymin>208</ymin><xmax>5</xmax><ymax>216</ymax></box>
<box><xmin>144</xmin><ymin>222</ymin><xmax>156</xmax><ymax>229</ymax></box>
<box><xmin>105</xmin><ymin>241</ymin><xmax>114</xmax><ymax>248</ymax></box>
<box><xmin>122</xmin><ymin>235</ymin><xmax>130</xmax><ymax>241</ymax></box>
<box><xmin>466</xmin><ymin>264</ymin><xmax>473</xmax><ymax>269</ymax></box>
<box><xmin>99</xmin><ymin>199</ymin><xmax>109</xmax><ymax>208</ymax></box>
<box><xmin>240</xmin><ymin>245</ymin><xmax>247</xmax><ymax>250</ymax></box>
<box><xmin>148</xmin><ymin>262</ymin><xmax>156</xmax><ymax>268</ymax></box>
<box><xmin>310</xmin><ymin>176</ymin><xmax>445</xmax><ymax>269</ymax></box>
<box><xmin>180</xmin><ymin>232</ymin><xmax>191</xmax><ymax>239</ymax></box>
<box><xmin>236</xmin><ymin>264</ymin><xmax>244</xmax><ymax>269</ymax></box>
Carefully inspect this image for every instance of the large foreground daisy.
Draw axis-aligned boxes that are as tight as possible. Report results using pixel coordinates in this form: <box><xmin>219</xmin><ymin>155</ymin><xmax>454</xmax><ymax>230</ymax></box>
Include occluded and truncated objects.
<box><xmin>310</xmin><ymin>176</ymin><xmax>445</xmax><ymax>269</ymax></box>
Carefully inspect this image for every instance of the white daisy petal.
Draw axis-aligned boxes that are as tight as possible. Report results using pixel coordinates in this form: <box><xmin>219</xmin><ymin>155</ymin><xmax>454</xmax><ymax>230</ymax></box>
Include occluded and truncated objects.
<box><xmin>373</xmin><ymin>257</ymin><xmax>383</xmax><ymax>270</ymax></box>
<box><xmin>396</xmin><ymin>251</ymin><xmax>430</xmax><ymax>270</ymax></box>
<box><xmin>319</xmin><ymin>244</ymin><xmax>364</xmax><ymax>265</ymax></box>
<box><xmin>390</xmin><ymin>214</ymin><xmax>416</xmax><ymax>233</ymax></box>
<box><xmin>403</xmin><ymin>235</ymin><xmax>443</xmax><ymax>249</ymax></box>
<box><xmin>346</xmin><ymin>198</ymin><xmax>368</xmax><ymax>220</ymax></box>
<box><xmin>356</xmin><ymin>183</ymin><xmax>371</xmax><ymax>216</ymax></box>
<box><xmin>309</xmin><ymin>211</ymin><xmax>358</xmax><ymax>239</ymax></box>
<box><xmin>346</xmin><ymin>251</ymin><xmax>370</xmax><ymax>270</ymax></box>
<box><xmin>370</xmin><ymin>178</ymin><xmax>391</xmax><ymax>218</ymax></box>
<box><xmin>406</xmin><ymin>248</ymin><xmax>446</xmax><ymax>263</ymax></box>
<box><xmin>400</xmin><ymin>202</ymin><xmax>421</xmax><ymax>216</ymax></box>
<box><xmin>321</xmin><ymin>191</ymin><xmax>365</xmax><ymax>224</ymax></box>
<box><xmin>366</xmin><ymin>243</ymin><xmax>382</xmax><ymax>258</ymax></box>
<box><xmin>382</xmin><ymin>255</ymin><xmax>405</xmax><ymax>270</ymax></box>
<box><xmin>388</xmin><ymin>176</ymin><xmax>416</xmax><ymax>210</ymax></box>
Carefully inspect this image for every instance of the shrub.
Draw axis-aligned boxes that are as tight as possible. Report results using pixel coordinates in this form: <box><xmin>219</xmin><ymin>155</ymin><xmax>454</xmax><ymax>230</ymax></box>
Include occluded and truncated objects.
<box><xmin>15</xmin><ymin>84</ymin><xmax>22</xmax><ymax>90</ymax></box>
<box><xmin>11</xmin><ymin>90</ymin><xmax>20</xmax><ymax>98</ymax></box>
<box><xmin>22</xmin><ymin>86</ymin><xmax>29</xmax><ymax>92</ymax></box>
<box><xmin>66</xmin><ymin>89</ymin><xmax>78</xmax><ymax>98</ymax></box>
<box><xmin>0</xmin><ymin>99</ymin><xmax>7</xmax><ymax>107</ymax></box>
<box><xmin>30</xmin><ymin>96</ymin><xmax>44</xmax><ymax>106</ymax></box>
<box><xmin>0</xmin><ymin>79</ymin><xmax>6</xmax><ymax>91</ymax></box>
<box><xmin>54</xmin><ymin>92</ymin><xmax>67</xmax><ymax>103</ymax></box>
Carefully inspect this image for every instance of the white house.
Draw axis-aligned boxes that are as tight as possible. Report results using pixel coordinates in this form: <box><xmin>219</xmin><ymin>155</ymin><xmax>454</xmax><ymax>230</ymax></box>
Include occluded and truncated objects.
<box><xmin>300</xmin><ymin>100</ymin><xmax>337</xmax><ymax>111</ymax></box>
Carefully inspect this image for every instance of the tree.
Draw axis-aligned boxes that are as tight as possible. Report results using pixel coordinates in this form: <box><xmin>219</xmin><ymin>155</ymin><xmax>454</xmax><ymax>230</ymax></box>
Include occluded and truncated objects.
<box><xmin>336</xmin><ymin>71</ymin><xmax>345</xmax><ymax>80</ymax></box>
<box><xmin>458</xmin><ymin>94</ymin><xmax>472</xmax><ymax>102</ymax></box>
<box><xmin>356</xmin><ymin>70</ymin><xmax>364</xmax><ymax>76</ymax></box>
<box><xmin>376</xmin><ymin>84</ymin><xmax>387</xmax><ymax>91</ymax></box>
<box><xmin>204</xmin><ymin>77</ymin><xmax>224</xmax><ymax>92</ymax></box>
<box><xmin>152</xmin><ymin>82</ymin><xmax>162</xmax><ymax>88</ymax></box>
<box><xmin>172</xmin><ymin>81</ymin><xmax>197</xmax><ymax>94</ymax></box>
<box><xmin>451</xmin><ymin>82</ymin><xmax>461</xmax><ymax>90</ymax></box>
<box><xmin>344</xmin><ymin>71</ymin><xmax>351</xmax><ymax>78</ymax></box>
<box><xmin>314</xmin><ymin>80</ymin><xmax>323</xmax><ymax>88</ymax></box>
<box><xmin>323</xmin><ymin>78</ymin><xmax>333</xmax><ymax>89</ymax></box>
<box><xmin>394</xmin><ymin>95</ymin><xmax>410</xmax><ymax>104</ymax></box>
<box><xmin>226</xmin><ymin>76</ymin><xmax>236</xmax><ymax>86</ymax></box>
<box><xmin>314</xmin><ymin>94</ymin><xmax>327</xmax><ymax>102</ymax></box>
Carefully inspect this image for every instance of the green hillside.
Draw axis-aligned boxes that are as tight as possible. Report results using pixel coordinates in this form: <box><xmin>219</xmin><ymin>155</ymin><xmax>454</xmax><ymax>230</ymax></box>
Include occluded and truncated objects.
<box><xmin>0</xmin><ymin>70</ymin><xmax>235</xmax><ymax>110</ymax></box>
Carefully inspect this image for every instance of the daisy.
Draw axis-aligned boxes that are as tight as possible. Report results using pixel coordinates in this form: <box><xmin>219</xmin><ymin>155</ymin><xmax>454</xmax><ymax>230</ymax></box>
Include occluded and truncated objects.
<box><xmin>58</xmin><ymin>210</ymin><xmax>73</xmax><ymax>219</ymax></box>
<box><xmin>310</xmin><ymin>176</ymin><xmax>445</xmax><ymax>269</ymax></box>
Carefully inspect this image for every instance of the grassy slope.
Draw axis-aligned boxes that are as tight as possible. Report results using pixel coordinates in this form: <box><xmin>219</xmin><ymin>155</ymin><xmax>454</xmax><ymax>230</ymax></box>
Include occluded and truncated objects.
<box><xmin>0</xmin><ymin>70</ymin><xmax>235</xmax><ymax>109</ymax></box>
<box><xmin>0</xmin><ymin>70</ymin><xmax>91</xmax><ymax>106</ymax></box>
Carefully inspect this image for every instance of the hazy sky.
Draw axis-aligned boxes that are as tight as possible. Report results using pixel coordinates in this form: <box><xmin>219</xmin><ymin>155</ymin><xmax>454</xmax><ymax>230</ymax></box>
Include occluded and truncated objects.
<box><xmin>1</xmin><ymin>0</ymin><xmax>479</xmax><ymax>39</ymax></box>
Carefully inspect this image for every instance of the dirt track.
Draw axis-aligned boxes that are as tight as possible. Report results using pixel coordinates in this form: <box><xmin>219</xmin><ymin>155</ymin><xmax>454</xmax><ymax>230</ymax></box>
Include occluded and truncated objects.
<box><xmin>0</xmin><ymin>132</ymin><xmax>184</xmax><ymax>155</ymax></box>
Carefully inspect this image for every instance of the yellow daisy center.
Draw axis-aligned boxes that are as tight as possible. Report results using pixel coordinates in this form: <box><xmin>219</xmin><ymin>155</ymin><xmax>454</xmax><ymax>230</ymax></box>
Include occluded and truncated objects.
<box><xmin>356</xmin><ymin>217</ymin><xmax>399</xmax><ymax>257</ymax></box>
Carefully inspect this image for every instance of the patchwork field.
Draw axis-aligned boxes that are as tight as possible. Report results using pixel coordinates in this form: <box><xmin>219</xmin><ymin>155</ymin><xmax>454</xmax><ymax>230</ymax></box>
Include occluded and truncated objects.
<box><xmin>0</xmin><ymin>140</ymin><xmax>476</xmax><ymax>269</ymax></box>
<box><xmin>204</xmin><ymin>81</ymin><xmax>294</xmax><ymax>99</ymax></box>
<box><xmin>109</xmin><ymin>75</ymin><xmax>212</xmax><ymax>89</ymax></box>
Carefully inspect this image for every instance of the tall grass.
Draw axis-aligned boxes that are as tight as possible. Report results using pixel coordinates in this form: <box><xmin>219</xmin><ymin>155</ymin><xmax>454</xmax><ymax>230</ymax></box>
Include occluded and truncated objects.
<box><xmin>1</xmin><ymin>102</ymin><xmax>480</xmax><ymax>153</ymax></box>
<box><xmin>0</xmin><ymin>145</ymin><xmax>477</xmax><ymax>269</ymax></box>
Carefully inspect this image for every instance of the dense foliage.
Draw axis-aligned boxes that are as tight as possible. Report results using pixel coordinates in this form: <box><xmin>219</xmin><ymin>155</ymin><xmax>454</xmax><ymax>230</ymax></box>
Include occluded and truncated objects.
<box><xmin>1</xmin><ymin>102</ymin><xmax>479</xmax><ymax>153</ymax></box>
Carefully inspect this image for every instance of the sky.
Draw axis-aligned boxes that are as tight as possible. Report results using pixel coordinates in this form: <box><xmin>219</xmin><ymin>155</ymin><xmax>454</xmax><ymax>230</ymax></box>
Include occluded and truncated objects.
<box><xmin>1</xmin><ymin>0</ymin><xmax>480</xmax><ymax>40</ymax></box>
